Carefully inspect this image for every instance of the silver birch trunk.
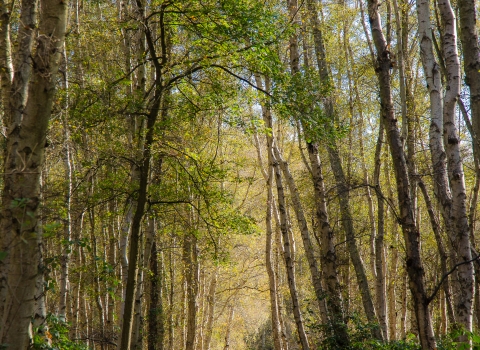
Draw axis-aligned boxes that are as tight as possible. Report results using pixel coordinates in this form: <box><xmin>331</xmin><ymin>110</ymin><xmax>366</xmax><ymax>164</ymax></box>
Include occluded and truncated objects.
<box><xmin>457</xmin><ymin>0</ymin><xmax>480</xmax><ymax>163</ymax></box>
<box><xmin>253</xmin><ymin>99</ymin><xmax>284</xmax><ymax>350</ymax></box>
<box><xmin>272</xmin><ymin>143</ymin><xmax>310</xmax><ymax>350</ymax></box>
<box><xmin>287</xmin><ymin>0</ymin><xmax>346</xmax><ymax>338</ymax></box>
<box><xmin>418</xmin><ymin>180</ymin><xmax>455</xmax><ymax>324</ymax></box>
<box><xmin>184</xmin><ymin>231</ymin><xmax>199</xmax><ymax>350</ymax></box>
<box><xmin>366</xmin><ymin>0</ymin><xmax>436</xmax><ymax>346</ymax></box>
<box><xmin>202</xmin><ymin>267</ymin><xmax>218</xmax><ymax>350</ymax></box>
<box><xmin>436</xmin><ymin>0</ymin><xmax>474</xmax><ymax>336</ymax></box>
<box><xmin>32</xmin><ymin>177</ymin><xmax>49</xmax><ymax>345</ymax></box>
<box><xmin>0</xmin><ymin>0</ymin><xmax>67</xmax><ymax>344</ymax></box>
<box><xmin>59</xmin><ymin>107</ymin><xmax>73</xmax><ymax>322</ymax></box>
<box><xmin>272</xmin><ymin>144</ymin><xmax>329</xmax><ymax>325</ymax></box>
<box><xmin>223</xmin><ymin>306</ymin><xmax>235</xmax><ymax>350</ymax></box>
<box><xmin>373</xmin><ymin>118</ymin><xmax>388</xmax><ymax>340</ymax></box>
<box><xmin>168</xmin><ymin>234</ymin><xmax>175</xmax><ymax>350</ymax></box>
<box><xmin>307</xmin><ymin>0</ymin><xmax>381</xmax><ymax>340</ymax></box>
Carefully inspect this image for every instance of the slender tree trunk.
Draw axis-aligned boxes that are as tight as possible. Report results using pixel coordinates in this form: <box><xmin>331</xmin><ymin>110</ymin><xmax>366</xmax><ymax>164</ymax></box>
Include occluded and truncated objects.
<box><xmin>184</xmin><ymin>231</ymin><xmax>199</xmax><ymax>350</ymax></box>
<box><xmin>132</xmin><ymin>214</ymin><xmax>155</xmax><ymax>349</ymax></box>
<box><xmin>253</xmin><ymin>105</ymin><xmax>284</xmax><ymax>350</ymax></box>
<box><xmin>373</xmin><ymin>118</ymin><xmax>388</xmax><ymax>340</ymax></box>
<box><xmin>275</xmin><ymin>226</ymin><xmax>290</xmax><ymax>350</ymax></box>
<box><xmin>308</xmin><ymin>0</ymin><xmax>381</xmax><ymax>340</ymax></box>
<box><xmin>107</xmin><ymin>199</ymin><xmax>117</xmax><ymax>342</ymax></box>
<box><xmin>89</xmin><ymin>186</ymin><xmax>105</xmax><ymax>349</ymax></box>
<box><xmin>32</xmin><ymin>178</ymin><xmax>49</xmax><ymax>345</ymax></box>
<box><xmin>223</xmin><ymin>306</ymin><xmax>235</xmax><ymax>350</ymax></box>
<box><xmin>436</xmin><ymin>0</ymin><xmax>474</xmax><ymax>337</ymax></box>
<box><xmin>117</xmin><ymin>1</ymin><xmax>165</xmax><ymax>344</ymax></box>
<box><xmin>202</xmin><ymin>267</ymin><xmax>218</xmax><ymax>350</ymax></box>
<box><xmin>367</xmin><ymin>0</ymin><xmax>436</xmax><ymax>347</ymax></box>
<box><xmin>148</xmin><ymin>238</ymin><xmax>164</xmax><ymax>350</ymax></box>
<box><xmin>168</xmin><ymin>234</ymin><xmax>175</xmax><ymax>350</ymax></box>
<box><xmin>458</xmin><ymin>0</ymin><xmax>480</xmax><ymax>161</ymax></box>
<box><xmin>285</xmin><ymin>1</ymin><xmax>346</xmax><ymax>339</ymax></box>
<box><xmin>418</xmin><ymin>180</ymin><xmax>455</xmax><ymax>324</ymax></box>
<box><xmin>58</xmin><ymin>56</ymin><xmax>73</xmax><ymax>323</ymax></box>
<box><xmin>272</xmin><ymin>145</ymin><xmax>310</xmax><ymax>350</ymax></box>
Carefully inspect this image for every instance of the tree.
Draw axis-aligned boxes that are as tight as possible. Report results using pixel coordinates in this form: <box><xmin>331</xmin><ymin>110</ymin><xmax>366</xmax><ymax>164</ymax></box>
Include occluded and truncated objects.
<box><xmin>0</xmin><ymin>0</ymin><xmax>67</xmax><ymax>346</ymax></box>
<box><xmin>366</xmin><ymin>0</ymin><xmax>436</xmax><ymax>347</ymax></box>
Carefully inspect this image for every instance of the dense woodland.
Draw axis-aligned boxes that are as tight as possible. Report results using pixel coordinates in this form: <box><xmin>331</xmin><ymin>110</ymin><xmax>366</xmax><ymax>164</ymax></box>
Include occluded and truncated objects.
<box><xmin>1</xmin><ymin>0</ymin><xmax>480</xmax><ymax>348</ymax></box>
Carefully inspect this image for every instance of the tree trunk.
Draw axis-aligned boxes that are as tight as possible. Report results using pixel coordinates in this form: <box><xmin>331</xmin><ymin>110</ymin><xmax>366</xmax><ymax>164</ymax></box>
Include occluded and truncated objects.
<box><xmin>168</xmin><ymin>234</ymin><xmax>175</xmax><ymax>350</ymax></box>
<box><xmin>202</xmin><ymin>267</ymin><xmax>218</xmax><ymax>350</ymax></box>
<box><xmin>253</xmin><ymin>102</ymin><xmax>284</xmax><ymax>350</ymax></box>
<box><xmin>184</xmin><ymin>231</ymin><xmax>199</xmax><ymax>350</ymax></box>
<box><xmin>418</xmin><ymin>180</ymin><xmax>455</xmax><ymax>324</ymax></box>
<box><xmin>132</xmin><ymin>215</ymin><xmax>155</xmax><ymax>349</ymax></box>
<box><xmin>436</xmin><ymin>0</ymin><xmax>474</xmax><ymax>336</ymax></box>
<box><xmin>373</xmin><ymin>118</ymin><xmax>388</xmax><ymax>341</ymax></box>
<box><xmin>272</xmin><ymin>145</ymin><xmax>310</xmax><ymax>350</ymax></box>
<box><xmin>223</xmin><ymin>306</ymin><xmax>235</xmax><ymax>350</ymax></box>
<box><xmin>458</xmin><ymin>0</ymin><xmax>480</xmax><ymax>162</ymax></box>
<box><xmin>366</xmin><ymin>0</ymin><xmax>436</xmax><ymax>347</ymax></box>
<box><xmin>0</xmin><ymin>0</ymin><xmax>67</xmax><ymax>344</ymax></box>
<box><xmin>307</xmin><ymin>0</ymin><xmax>381</xmax><ymax>340</ymax></box>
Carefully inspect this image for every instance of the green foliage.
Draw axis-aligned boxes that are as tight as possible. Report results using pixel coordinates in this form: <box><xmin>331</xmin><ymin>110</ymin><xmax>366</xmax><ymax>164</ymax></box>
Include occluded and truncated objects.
<box><xmin>10</xmin><ymin>197</ymin><xmax>29</xmax><ymax>209</ymax></box>
<box><xmin>272</xmin><ymin>68</ymin><xmax>348</xmax><ymax>144</ymax></box>
<box><xmin>316</xmin><ymin>322</ymin><xmax>480</xmax><ymax>350</ymax></box>
<box><xmin>437</xmin><ymin>329</ymin><xmax>480</xmax><ymax>350</ymax></box>
<box><xmin>244</xmin><ymin>319</ymin><xmax>275</xmax><ymax>350</ymax></box>
<box><xmin>0</xmin><ymin>251</ymin><xmax>7</xmax><ymax>261</ymax></box>
<box><xmin>315</xmin><ymin>314</ymin><xmax>420</xmax><ymax>350</ymax></box>
<box><xmin>32</xmin><ymin>314</ymin><xmax>89</xmax><ymax>350</ymax></box>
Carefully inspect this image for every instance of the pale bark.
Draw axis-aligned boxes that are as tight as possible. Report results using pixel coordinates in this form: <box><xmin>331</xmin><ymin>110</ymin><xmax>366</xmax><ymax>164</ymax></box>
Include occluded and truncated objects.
<box><xmin>59</xmin><ymin>110</ymin><xmax>73</xmax><ymax>322</ymax></box>
<box><xmin>257</xmin><ymin>71</ymin><xmax>320</xmax><ymax>347</ymax></box>
<box><xmin>385</xmin><ymin>152</ymin><xmax>399</xmax><ymax>341</ymax></box>
<box><xmin>107</xmin><ymin>199</ymin><xmax>117</xmax><ymax>341</ymax></box>
<box><xmin>32</xmin><ymin>181</ymin><xmax>49</xmax><ymax>346</ymax></box>
<box><xmin>168</xmin><ymin>235</ymin><xmax>175</xmax><ymax>350</ymax></box>
<box><xmin>273</xmin><ymin>207</ymin><xmax>290</xmax><ymax>350</ymax></box>
<box><xmin>198</xmin><ymin>270</ymin><xmax>206</xmax><ymax>350</ymax></box>
<box><xmin>418</xmin><ymin>180</ymin><xmax>455</xmax><ymax>324</ymax></box>
<box><xmin>416</xmin><ymin>0</ymin><xmax>458</xmax><ymax>328</ymax></box>
<box><xmin>366</xmin><ymin>0</ymin><xmax>436</xmax><ymax>346</ymax></box>
<box><xmin>307</xmin><ymin>0</ymin><xmax>380</xmax><ymax>340</ymax></box>
<box><xmin>392</xmin><ymin>0</ymin><xmax>407</xmax><ymax>143</ymax></box>
<box><xmin>0</xmin><ymin>0</ymin><xmax>13</xmax><ymax>110</ymax></box>
<box><xmin>88</xmin><ymin>192</ymin><xmax>105</xmax><ymax>346</ymax></box>
<box><xmin>184</xmin><ymin>231</ymin><xmax>199</xmax><ymax>350</ymax></box>
<box><xmin>458</xmin><ymin>0</ymin><xmax>480</xmax><ymax>248</ymax></box>
<box><xmin>292</xmin><ymin>0</ymin><xmax>348</xmax><ymax>341</ymax></box>
<box><xmin>272</xmin><ymin>144</ymin><xmax>310</xmax><ymax>350</ymax></box>
<box><xmin>399</xmin><ymin>271</ymin><xmax>408</xmax><ymax>339</ymax></box>
<box><xmin>272</xmin><ymin>144</ymin><xmax>329</xmax><ymax>324</ymax></box>
<box><xmin>202</xmin><ymin>268</ymin><xmax>218</xmax><ymax>350</ymax></box>
<box><xmin>387</xmin><ymin>229</ymin><xmax>399</xmax><ymax>340</ymax></box>
<box><xmin>457</xmin><ymin>0</ymin><xmax>480</xmax><ymax>162</ymax></box>
<box><xmin>4</xmin><ymin>0</ymin><xmax>37</xmax><ymax>128</ymax></box>
<box><xmin>436</xmin><ymin>0</ymin><xmax>474</xmax><ymax>335</ymax></box>
<box><xmin>0</xmin><ymin>0</ymin><xmax>67</xmax><ymax>344</ymax></box>
<box><xmin>223</xmin><ymin>306</ymin><xmax>235</xmax><ymax>350</ymax></box>
<box><xmin>253</xmin><ymin>106</ymin><xmax>284</xmax><ymax>350</ymax></box>
<box><xmin>373</xmin><ymin>118</ymin><xmax>388</xmax><ymax>340</ymax></box>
